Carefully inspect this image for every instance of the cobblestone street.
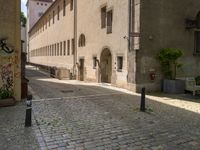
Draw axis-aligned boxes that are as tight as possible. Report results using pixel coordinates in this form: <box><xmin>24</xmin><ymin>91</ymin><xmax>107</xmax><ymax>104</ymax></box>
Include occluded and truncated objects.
<box><xmin>0</xmin><ymin>66</ymin><xmax>200</xmax><ymax>150</ymax></box>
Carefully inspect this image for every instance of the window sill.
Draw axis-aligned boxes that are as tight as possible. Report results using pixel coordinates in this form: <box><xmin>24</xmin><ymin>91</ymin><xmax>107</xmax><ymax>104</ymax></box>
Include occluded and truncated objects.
<box><xmin>117</xmin><ymin>69</ymin><xmax>122</xmax><ymax>72</ymax></box>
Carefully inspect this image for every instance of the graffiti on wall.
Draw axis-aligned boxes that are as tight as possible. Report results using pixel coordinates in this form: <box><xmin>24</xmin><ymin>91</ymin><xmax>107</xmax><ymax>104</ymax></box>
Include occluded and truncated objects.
<box><xmin>0</xmin><ymin>63</ymin><xmax>14</xmax><ymax>99</ymax></box>
<box><xmin>0</xmin><ymin>39</ymin><xmax>14</xmax><ymax>54</ymax></box>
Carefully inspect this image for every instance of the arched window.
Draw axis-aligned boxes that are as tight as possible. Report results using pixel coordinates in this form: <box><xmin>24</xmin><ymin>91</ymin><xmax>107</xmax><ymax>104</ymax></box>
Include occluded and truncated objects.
<box><xmin>78</xmin><ymin>34</ymin><xmax>86</xmax><ymax>47</ymax></box>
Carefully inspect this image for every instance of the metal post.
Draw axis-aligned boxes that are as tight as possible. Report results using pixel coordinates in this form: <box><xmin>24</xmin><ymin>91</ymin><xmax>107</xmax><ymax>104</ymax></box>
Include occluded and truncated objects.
<box><xmin>25</xmin><ymin>95</ymin><xmax>32</xmax><ymax>127</ymax></box>
<box><xmin>140</xmin><ymin>87</ymin><xmax>146</xmax><ymax>112</ymax></box>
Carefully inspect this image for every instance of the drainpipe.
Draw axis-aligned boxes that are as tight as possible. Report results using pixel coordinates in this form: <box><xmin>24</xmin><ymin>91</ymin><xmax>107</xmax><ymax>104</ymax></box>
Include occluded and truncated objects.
<box><xmin>128</xmin><ymin>0</ymin><xmax>131</xmax><ymax>51</ymax></box>
<box><xmin>128</xmin><ymin>0</ymin><xmax>134</xmax><ymax>51</ymax></box>
<box><xmin>73</xmin><ymin>0</ymin><xmax>77</xmax><ymax>78</ymax></box>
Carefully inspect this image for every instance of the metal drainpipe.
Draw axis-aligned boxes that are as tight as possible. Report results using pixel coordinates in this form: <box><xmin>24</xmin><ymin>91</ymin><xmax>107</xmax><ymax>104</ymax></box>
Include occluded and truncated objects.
<box><xmin>73</xmin><ymin>0</ymin><xmax>77</xmax><ymax>77</ymax></box>
<box><xmin>128</xmin><ymin>0</ymin><xmax>131</xmax><ymax>51</ymax></box>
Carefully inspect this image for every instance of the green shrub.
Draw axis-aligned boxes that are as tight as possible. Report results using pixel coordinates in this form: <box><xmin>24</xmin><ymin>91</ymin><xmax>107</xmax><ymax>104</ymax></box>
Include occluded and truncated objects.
<box><xmin>157</xmin><ymin>48</ymin><xmax>183</xmax><ymax>80</ymax></box>
<box><xmin>0</xmin><ymin>89</ymin><xmax>13</xmax><ymax>100</ymax></box>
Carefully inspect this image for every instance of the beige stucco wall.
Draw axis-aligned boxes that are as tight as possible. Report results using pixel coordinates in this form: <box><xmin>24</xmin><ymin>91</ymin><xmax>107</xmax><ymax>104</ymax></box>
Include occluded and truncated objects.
<box><xmin>29</xmin><ymin>0</ymin><xmax>74</xmax><ymax>69</ymax></box>
<box><xmin>77</xmin><ymin>0</ymin><xmax>129</xmax><ymax>87</ymax></box>
<box><xmin>28</xmin><ymin>0</ymin><xmax>130</xmax><ymax>89</ymax></box>
<box><xmin>0</xmin><ymin>0</ymin><xmax>21</xmax><ymax>101</ymax></box>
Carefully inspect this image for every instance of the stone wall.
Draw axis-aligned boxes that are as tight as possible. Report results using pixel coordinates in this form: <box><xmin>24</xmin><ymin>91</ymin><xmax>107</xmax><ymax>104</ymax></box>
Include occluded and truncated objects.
<box><xmin>135</xmin><ymin>0</ymin><xmax>200</xmax><ymax>92</ymax></box>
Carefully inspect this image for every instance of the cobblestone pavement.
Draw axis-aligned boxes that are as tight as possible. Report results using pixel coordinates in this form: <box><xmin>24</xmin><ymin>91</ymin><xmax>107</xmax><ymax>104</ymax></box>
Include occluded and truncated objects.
<box><xmin>0</xmin><ymin>103</ymin><xmax>39</xmax><ymax>150</ymax></box>
<box><xmin>26</xmin><ymin>66</ymin><xmax>200</xmax><ymax>150</ymax></box>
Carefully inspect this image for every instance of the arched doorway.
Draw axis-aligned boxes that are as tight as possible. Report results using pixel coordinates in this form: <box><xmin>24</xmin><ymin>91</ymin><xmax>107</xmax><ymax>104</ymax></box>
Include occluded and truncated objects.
<box><xmin>100</xmin><ymin>48</ymin><xmax>112</xmax><ymax>83</ymax></box>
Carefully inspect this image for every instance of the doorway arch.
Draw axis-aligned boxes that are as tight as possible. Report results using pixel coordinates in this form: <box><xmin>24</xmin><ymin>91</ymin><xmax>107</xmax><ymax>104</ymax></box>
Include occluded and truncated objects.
<box><xmin>100</xmin><ymin>48</ymin><xmax>112</xmax><ymax>83</ymax></box>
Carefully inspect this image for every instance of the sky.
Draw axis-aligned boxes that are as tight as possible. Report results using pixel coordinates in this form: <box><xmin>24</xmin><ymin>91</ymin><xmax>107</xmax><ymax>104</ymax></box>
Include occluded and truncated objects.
<box><xmin>21</xmin><ymin>0</ymin><xmax>27</xmax><ymax>16</ymax></box>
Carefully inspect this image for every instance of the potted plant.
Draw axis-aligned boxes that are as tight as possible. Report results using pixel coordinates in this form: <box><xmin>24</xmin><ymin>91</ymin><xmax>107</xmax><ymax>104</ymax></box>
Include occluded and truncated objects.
<box><xmin>157</xmin><ymin>48</ymin><xmax>185</xmax><ymax>94</ymax></box>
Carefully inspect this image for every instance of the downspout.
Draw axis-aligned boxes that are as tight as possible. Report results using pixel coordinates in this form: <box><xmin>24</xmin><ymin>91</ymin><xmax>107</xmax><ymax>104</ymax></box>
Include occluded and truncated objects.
<box><xmin>73</xmin><ymin>0</ymin><xmax>77</xmax><ymax>77</ymax></box>
<box><xmin>128</xmin><ymin>0</ymin><xmax>132</xmax><ymax>51</ymax></box>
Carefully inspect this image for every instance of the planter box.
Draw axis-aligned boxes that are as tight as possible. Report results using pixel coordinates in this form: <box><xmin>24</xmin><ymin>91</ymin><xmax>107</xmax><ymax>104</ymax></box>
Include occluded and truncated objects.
<box><xmin>163</xmin><ymin>79</ymin><xmax>185</xmax><ymax>94</ymax></box>
<box><xmin>0</xmin><ymin>98</ymin><xmax>16</xmax><ymax>107</ymax></box>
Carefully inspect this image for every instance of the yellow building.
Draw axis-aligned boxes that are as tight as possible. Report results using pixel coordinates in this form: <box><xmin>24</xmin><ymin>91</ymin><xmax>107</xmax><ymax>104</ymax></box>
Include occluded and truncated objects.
<box><xmin>0</xmin><ymin>0</ymin><xmax>21</xmax><ymax>101</ymax></box>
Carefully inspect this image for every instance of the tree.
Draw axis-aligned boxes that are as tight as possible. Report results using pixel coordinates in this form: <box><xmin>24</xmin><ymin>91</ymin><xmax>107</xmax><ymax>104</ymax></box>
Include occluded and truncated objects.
<box><xmin>21</xmin><ymin>12</ymin><xmax>27</xmax><ymax>27</ymax></box>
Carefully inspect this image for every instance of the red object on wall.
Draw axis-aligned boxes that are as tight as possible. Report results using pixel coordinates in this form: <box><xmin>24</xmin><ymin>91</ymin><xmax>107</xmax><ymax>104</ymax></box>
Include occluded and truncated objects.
<box><xmin>150</xmin><ymin>72</ymin><xmax>156</xmax><ymax>81</ymax></box>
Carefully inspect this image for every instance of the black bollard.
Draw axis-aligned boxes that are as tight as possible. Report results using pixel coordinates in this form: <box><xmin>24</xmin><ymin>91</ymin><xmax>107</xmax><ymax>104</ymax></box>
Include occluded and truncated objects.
<box><xmin>25</xmin><ymin>95</ymin><xmax>32</xmax><ymax>127</ymax></box>
<box><xmin>140</xmin><ymin>87</ymin><xmax>146</xmax><ymax>112</ymax></box>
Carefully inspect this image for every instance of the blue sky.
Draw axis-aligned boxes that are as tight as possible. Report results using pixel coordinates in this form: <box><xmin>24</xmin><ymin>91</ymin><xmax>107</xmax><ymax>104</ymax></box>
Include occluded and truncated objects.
<box><xmin>21</xmin><ymin>0</ymin><xmax>27</xmax><ymax>16</ymax></box>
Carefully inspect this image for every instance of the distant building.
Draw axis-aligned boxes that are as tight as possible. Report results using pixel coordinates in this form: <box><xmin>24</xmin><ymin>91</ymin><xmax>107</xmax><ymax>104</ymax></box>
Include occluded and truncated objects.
<box><xmin>0</xmin><ymin>0</ymin><xmax>21</xmax><ymax>101</ymax></box>
<box><xmin>27</xmin><ymin>0</ymin><xmax>200</xmax><ymax>92</ymax></box>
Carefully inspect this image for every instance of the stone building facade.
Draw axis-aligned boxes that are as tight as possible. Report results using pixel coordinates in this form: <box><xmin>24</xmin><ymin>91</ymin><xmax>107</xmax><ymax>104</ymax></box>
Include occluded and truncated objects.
<box><xmin>28</xmin><ymin>0</ymin><xmax>200</xmax><ymax>92</ymax></box>
<box><xmin>0</xmin><ymin>0</ymin><xmax>21</xmax><ymax>100</ymax></box>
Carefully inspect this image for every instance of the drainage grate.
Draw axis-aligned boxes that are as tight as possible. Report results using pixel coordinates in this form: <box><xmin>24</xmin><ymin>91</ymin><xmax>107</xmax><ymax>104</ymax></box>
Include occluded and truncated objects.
<box><xmin>60</xmin><ymin>90</ymin><xmax>74</xmax><ymax>93</ymax></box>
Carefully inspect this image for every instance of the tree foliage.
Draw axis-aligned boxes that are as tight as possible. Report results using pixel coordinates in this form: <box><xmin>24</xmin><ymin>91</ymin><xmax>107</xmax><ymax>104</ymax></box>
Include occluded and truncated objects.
<box><xmin>157</xmin><ymin>48</ymin><xmax>183</xmax><ymax>80</ymax></box>
<box><xmin>21</xmin><ymin>12</ymin><xmax>27</xmax><ymax>27</ymax></box>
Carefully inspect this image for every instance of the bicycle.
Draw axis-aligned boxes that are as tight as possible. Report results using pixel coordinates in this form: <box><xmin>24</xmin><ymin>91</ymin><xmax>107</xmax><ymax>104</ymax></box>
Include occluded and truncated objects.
<box><xmin>0</xmin><ymin>39</ymin><xmax>14</xmax><ymax>54</ymax></box>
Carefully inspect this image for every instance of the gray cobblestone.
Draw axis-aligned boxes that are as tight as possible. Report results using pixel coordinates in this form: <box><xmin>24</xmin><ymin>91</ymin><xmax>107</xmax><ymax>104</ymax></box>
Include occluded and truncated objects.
<box><xmin>23</xmin><ymin>67</ymin><xmax>200</xmax><ymax>150</ymax></box>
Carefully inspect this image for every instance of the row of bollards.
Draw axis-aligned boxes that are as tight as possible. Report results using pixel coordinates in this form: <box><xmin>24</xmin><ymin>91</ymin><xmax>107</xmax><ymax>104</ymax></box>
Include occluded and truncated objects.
<box><xmin>25</xmin><ymin>95</ymin><xmax>32</xmax><ymax>127</ymax></box>
<box><xmin>140</xmin><ymin>87</ymin><xmax>146</xmax><ymax>112</ymax></box>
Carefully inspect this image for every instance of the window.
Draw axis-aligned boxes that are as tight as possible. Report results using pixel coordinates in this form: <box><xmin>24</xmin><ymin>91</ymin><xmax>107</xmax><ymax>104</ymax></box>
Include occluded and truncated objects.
<box><xmin>117</xmin><ymin>56</ymin><xmax>123</xmax><ymax>72</ymax></box>
<box><xmin>55</xmin><ymin>44</ymin><xmax>57</xmax><ymax>56</ymax></box>
<box><xmin>67</xmin><ymin>40</ymin><xmax>70</xmax><ymax>55</ymax></box>
<box><xmin>63</xmin><ymin>41</ymin><xmax>66</xmax><ymax>55</ymax></box>
<box><xmin>49</xmin><ymin>14</ymin><xmax>51</xmax><ymax>26</ymax></box>
<box><xmin>78</xmin><ymin>34</ymin><xmax>86</xmax><ymax>47</ymax></box>
<box><xmin>52</xmin><ymin>45</ymin><xmax>54</xmax><ymax>56</ymax></box>
<box><xmin>38</xmin><ymin>12</ymin><xmax>43</xmax><ymax>17</ymax></box>
<box><xmin>63</xmin><ymin>0</ymin><xmax>66</xmax><ymax>16</ymax></box>
<box><xmin>53</xmin><ymin>11</ymin><xmax>55</xmax><ymax>24</ymax></box>
<box><xmin>101</xmin><ymin>6</ymin><xmax>106</xmax><ymax>28</ymax></box>
<box><xmin>70</xmin><ymin>0</ymin><xmax>73</xmax><ymax>11</ymax></box>
<box><xmin>60</xmin><ymin>42</ymin><xmax>62</xmax><ymax>55</ymax></box>
<box><xmin>194</xmin><ymin>31</ymin><xmax>200</xmax><ymax>54</ymax></box>
<box><xmin>72</xmin><ymin>39</ymin><xmax>75</xmax><ymax>55</ymax></box>
<box><xmin>107</xmin><ymin>10</ymin><xmax>113</xmax><ymax>34</ymax></box>
<box><xmin>57</xmin><ymin>6</ymin><xmax>60</xmax><ymax>20</ymax></box>
<box><xmin>57</xmin><ymin>43</ymin><xmax>59</xmax><ymax>55</ymax></box>
<box><xmin>93</xmin><ymin>57</ymin><xmax>97</xmax><ymax>69</ymax></box>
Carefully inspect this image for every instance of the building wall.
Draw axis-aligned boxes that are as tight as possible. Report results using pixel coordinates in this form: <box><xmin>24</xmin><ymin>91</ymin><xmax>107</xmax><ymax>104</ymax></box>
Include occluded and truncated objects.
<box><xmin>28</xmin><ymin>0</ymin><xmax>130</xmax><ymax>89</ymax></box>
<box><xmin>27</xmin><ymin>0</ymin><xmax>53</xmax><ymax>30</ymax></box>
<box><xmin>135</xmin><ymin>0</ymin><xmax>200</xmax><ymax>92</ymax></box>
<box><xmin>29</xmin><ymin>0</ymin><xmax>74</xmax><ymax>69</ymax></box>
<box><xmin>77</xmin><ymin>0</ymin><xmax>129</xmax><ymax>87</ymax></box>
<box><xmin>0</xmin><ymin>0</ymin><xmax>21</xmax><ymax>101</ymax></box>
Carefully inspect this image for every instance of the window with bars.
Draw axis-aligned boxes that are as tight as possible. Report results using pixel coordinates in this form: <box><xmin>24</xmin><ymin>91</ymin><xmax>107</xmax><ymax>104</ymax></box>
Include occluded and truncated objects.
<box><xmin>63</xmin><ymin>0</ymin><xmax>66</xmax><ymax>16</ymax></box>
<box><xmin>63</xmin><ymin>41</ymin><xmax>66</xmax><ymax>55</ymax></box>
<box><xmin>53</xmin><ymin>11</ymin><xmax>55</xmax><ymax>24</ymax></box>
<box><xmin>57</xmin><ymin>6</ymin><xmax>60</xmax><ymax>20</ymax></box>
<box><xmin>70</xmin><ymin>0</ymin><xmax>73</xmax><ymax>11</ymax></box>
<box><xmin>78</xmin><ymin>34</ymin><xmax>86</xmax><ymax>47</ymax></box>
<box><xmin>72</xmin><ymin>39</ymin><xmax>75</xmax><ymax>55</ymax></box>
<box><xmin>107</xmin><ymin>10</ymin><xmax>113</xmax><ymax>34</ymax></box>
<box><xmin>101</xmin><ymin>6</ymin><xmax>106</xmax><ymax>28</ymax></box>
<box><xmin>60</xmin><ymin>42</ymin><xmax>63</xmax><ymax>56</ymax></box>
<box><xmin>67</xmin><ymin>40</ymin><xmax>70</xmax><ymax>55</ymax></box>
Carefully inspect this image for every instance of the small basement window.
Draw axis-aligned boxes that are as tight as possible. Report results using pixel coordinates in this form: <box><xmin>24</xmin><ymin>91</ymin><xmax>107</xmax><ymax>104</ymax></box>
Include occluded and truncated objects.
<box><xmin>117</xmin><ymin>56</ymin><xmax>123</xmax><ymax>72</ymax></box>
<box><xmin>93</xmin><ymin>57</ymin><xmax>97</xmax><ymax>69</ymax></box>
